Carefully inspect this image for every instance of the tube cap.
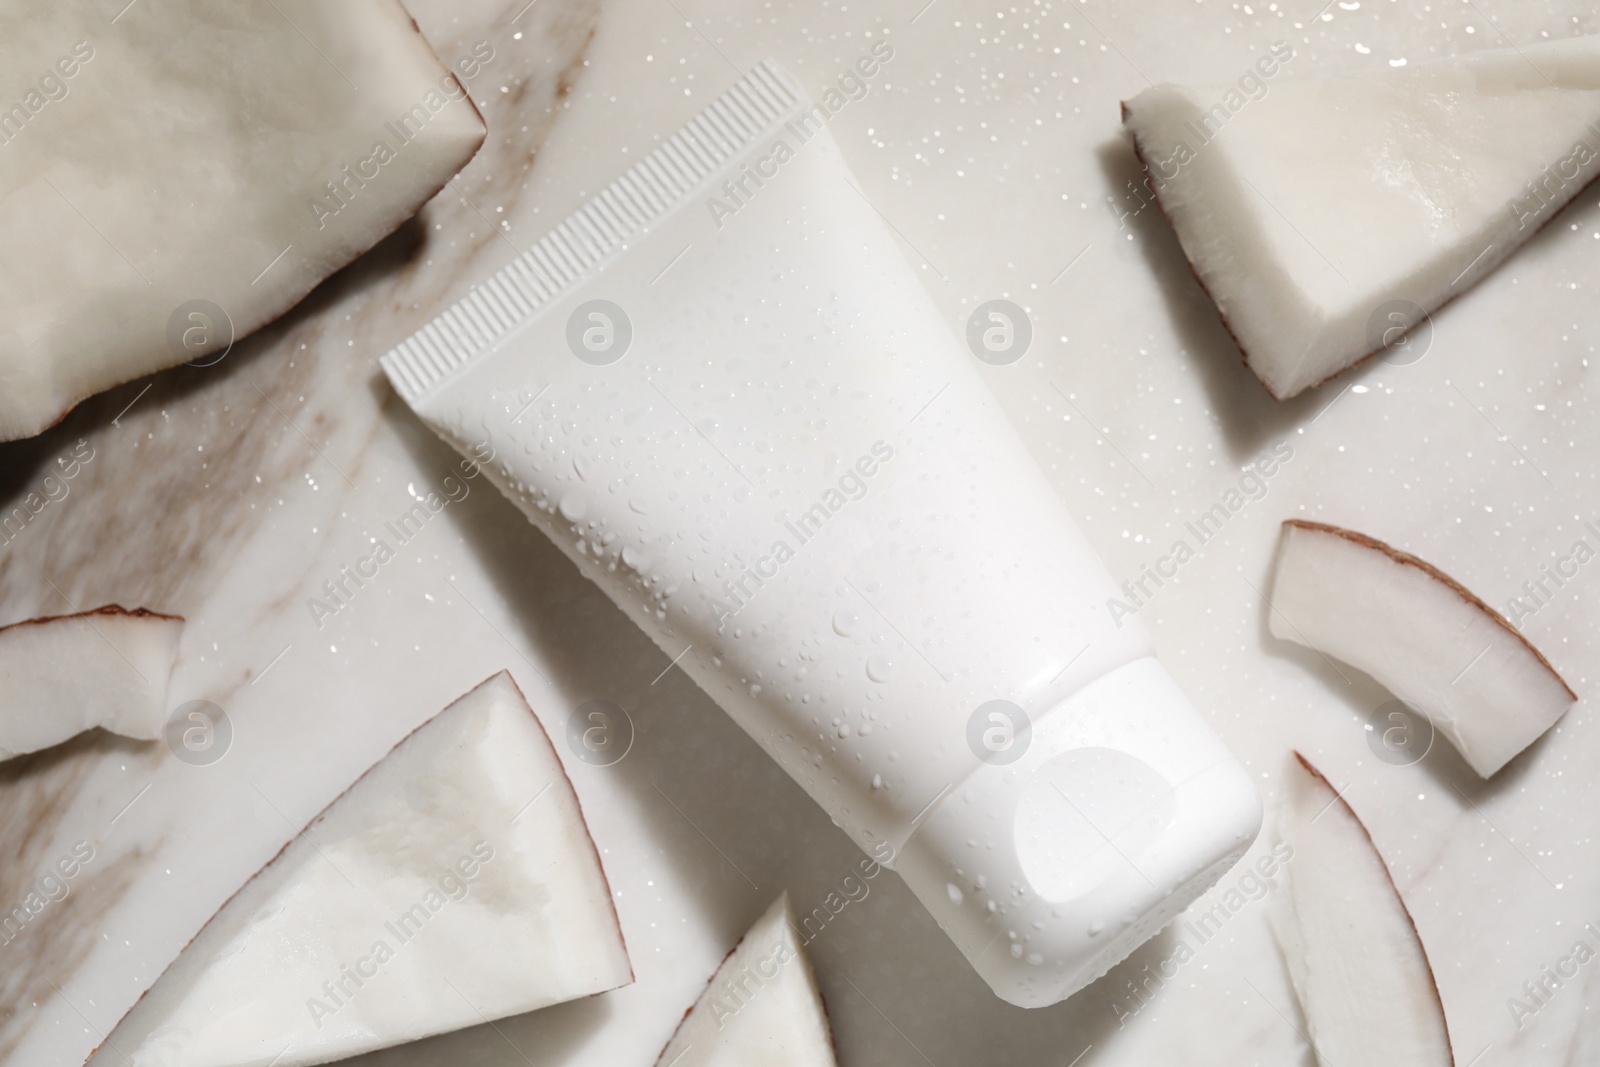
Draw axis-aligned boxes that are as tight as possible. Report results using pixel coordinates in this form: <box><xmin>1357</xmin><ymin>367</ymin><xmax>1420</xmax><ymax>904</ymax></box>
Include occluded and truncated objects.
<box><xmin>893</xmin><ymin>657</ymin><xmax>1262</xmax><ymax>1008</ymax></box>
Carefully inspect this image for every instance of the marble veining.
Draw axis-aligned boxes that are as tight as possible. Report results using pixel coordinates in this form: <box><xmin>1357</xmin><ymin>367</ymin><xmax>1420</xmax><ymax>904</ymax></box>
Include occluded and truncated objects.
<box><xmin>0</xmin><ymin>0</ymin><xmax>1598</xmax><ymax>1064</ymax></box>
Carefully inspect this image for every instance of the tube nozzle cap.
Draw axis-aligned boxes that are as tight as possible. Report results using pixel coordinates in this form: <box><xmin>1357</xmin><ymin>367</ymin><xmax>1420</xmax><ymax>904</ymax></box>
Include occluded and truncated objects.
<box><xmin>893</xmin><ymin>657</ymin><xmax>1262</xmax><ymax>1008</ymax></box>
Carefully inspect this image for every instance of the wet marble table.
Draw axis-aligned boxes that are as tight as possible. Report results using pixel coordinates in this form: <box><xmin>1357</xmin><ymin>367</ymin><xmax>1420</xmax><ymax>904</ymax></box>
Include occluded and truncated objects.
<box><xmin>2</xmin><ymin>0</ymin><xmax>1598</xmax><ymax>1064</ymax></box>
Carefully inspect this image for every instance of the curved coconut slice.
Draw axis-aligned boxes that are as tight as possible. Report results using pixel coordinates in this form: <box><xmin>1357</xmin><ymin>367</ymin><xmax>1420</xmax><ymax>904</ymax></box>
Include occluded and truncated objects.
<box><xmin>0</xmin><ymin>605</ymin><xmax>181</xmax><ymax>761</ymax></box>
<box><xmin>1268</xmin><ymin>520</ymin><xmax>1575</xmax><ymax>777</ymax></box>
<box><xmin>0</xmin><ymin>0</ymin><xmax>486</xmax><ymax>441</ymax></box>
<box><xmin>1271</xmin><ymin>753</ymin><xmax>1454</xmax><ymax>1065</ymax></box>
<box><xmin>655</xmin><ymin>894</ymin><xmax>838</xmax><ymax>1067</ymax></box>
<box><xmin>1122</xmin><ymin>35</ymin><xmax>1600</xmax><ymax>399</ymax></box>
<box><xmin>89</xmin><ymin>671</ymin><xmax>631</xmax><ymax>1067</ymax></box>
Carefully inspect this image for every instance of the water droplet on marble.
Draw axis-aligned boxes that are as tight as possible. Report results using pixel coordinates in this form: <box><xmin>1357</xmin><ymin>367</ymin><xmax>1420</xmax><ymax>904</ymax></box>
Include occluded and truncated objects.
<box><xmin>866</xmin><ymin>655</ymin><xmax>893</xmax><ymax>683</ymax></box>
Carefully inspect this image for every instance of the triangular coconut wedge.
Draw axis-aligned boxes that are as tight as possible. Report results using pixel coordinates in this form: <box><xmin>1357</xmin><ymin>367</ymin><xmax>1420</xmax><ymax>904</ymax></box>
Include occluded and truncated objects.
<box><xmin>0</xmin><ymin>605</ymin><xmax>181</xmax><ymax>760</ymax></box>
<box><xmin>1268</xmin><ymin>520</ymin><xmax>1576</xmax><ymax>777</ymax></box>
<box><xmin>1271</xmin><ymin>753</ymin><xmax>1454</xmax><ymax>1065</ymax></box>
<box><xmin>0</xmin><ymin>0</ymin><xmax>485</xmax><ymax>441</ymax></box>
<box><xmin>1123</xmin><ymin>36</ymin><xmax>1600</xmax><ymax>398</ymax></box>
<box><xmin>89</xmin><ymin>671</ymin><xmax>631</xmax><ymax>1067</ymax></box>
<box><xmin>655</xmin><ymin>895</ymin><xmax>838</xmax><ymax>1067</ymax></box>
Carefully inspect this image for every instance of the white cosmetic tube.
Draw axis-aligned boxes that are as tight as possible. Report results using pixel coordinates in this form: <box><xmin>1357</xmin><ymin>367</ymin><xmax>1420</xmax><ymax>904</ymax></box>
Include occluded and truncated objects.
<box><xmin>382</xmin><ymin>59</ymin><xmax>1261</xmax><ymax>1007</ymax></box>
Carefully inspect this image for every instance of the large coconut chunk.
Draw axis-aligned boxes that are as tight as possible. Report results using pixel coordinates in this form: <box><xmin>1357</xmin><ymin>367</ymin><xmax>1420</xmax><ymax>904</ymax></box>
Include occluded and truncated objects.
<box><xmin>0</xmin><ymin>605</ymin><xmax>181</xmax><ymax>760</ymax></box>
<box><xmin>1271</xmin><ymin>753</ymin><xmax>1454</xmax><ymax>1066</ymax></box>
<box><xmin>1268</xmin><ymin>520</ymin><xmax>1576</xmax><ymax>777</ymax></box>
<box><xmin>655</xmin><ymin>895</ymin><xmax>838</xmax><ymax>1067</ymax></box>
<box><xmin>90</xmin><ymin>671</ymin><xmax>632</xmax><ymax>1067</ymax></box>
<box><xmin>0</xmin><ymin>0</ymin><xmax>485</xmax><ymax>440</ymax></box>
<box><xmin>1123</xmin><ymin>36</ymin><xmax>1600</xmax><ymax>398</ymax></box>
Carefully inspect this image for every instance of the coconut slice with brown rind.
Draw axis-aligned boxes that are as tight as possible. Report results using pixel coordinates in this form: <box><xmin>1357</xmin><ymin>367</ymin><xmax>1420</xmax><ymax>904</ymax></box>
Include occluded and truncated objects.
<box><xmin>0</xmin><ymin>0</ymin><xmax>485</xmax><ymax>440</ymax></box>
<box><xmin>1122</xmin><ymin>35</ymin><xmax>1600</xmax><ymax>399</ymax></box>
<box><xmin>1268</xmin><ymin>520</ymin><xmax>1575</xmax><ymax>777</ymax></box>
<box><xmin>89</xmin><ymin>671</ymin><xmax>632</xmax><ymax>1067</ymax></box>
<box><xmin>654</xmin><ymin>894</ymin><xmax>838</xmax><ymax>1067</ymax></box>
<box><xmin>0</xmin><ymin>606</ymin><xmax>181</xmax><ymax>761</ymax></box>
<box><xmin>1271</xmin><ymin>753</ymin><xmax>1454</xmax><ymax>1066</ymax></box>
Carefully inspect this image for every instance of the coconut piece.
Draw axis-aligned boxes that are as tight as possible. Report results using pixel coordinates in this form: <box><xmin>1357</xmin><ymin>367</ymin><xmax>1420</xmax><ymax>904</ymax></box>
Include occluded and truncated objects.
<box><xmin>0</xmin><ymin>0</ymin><xmax>485</xmax><ymax>440</ymax></box>
<box><xmin>1271</xmin><ymin>753</ymin><xmax>1454</xmax><ymax>1065</ymax></box>
<box><xmin>1122</xmin><ymin>35</ymin><xmax>1600</xmax><ymax>398</ymax></box>
<box><xmin>654</xmin><ymin>894</ymin><xmax>838</xmax><ymax>1067</ymax></box>
<box><xmin>89</xmin><ymin>671</ymin><xmax>631</xmax><ymax>1067</ymax></box>
<box><xmin>1268</xmin><ymin>520</ymin><xmax>1575</xmax><ymax>777</ymax></box>
<box><xmin>0</xmin><ymin>606</ymin><xmax>181</xmax><ymax>761</ymax></box>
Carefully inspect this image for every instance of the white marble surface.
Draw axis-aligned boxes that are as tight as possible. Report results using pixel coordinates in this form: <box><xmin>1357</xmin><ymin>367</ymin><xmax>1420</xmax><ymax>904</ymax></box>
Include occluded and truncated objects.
<box><xmin>2</xmin><ymin>0</ymin><xmax>1599</xmax><ymax>1064</ymax></box>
